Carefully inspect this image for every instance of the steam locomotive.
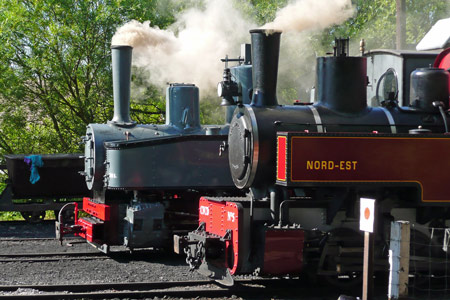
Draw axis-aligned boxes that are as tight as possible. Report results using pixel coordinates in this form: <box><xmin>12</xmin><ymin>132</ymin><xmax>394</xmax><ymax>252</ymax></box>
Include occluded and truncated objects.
<box><xmin>56</xmin><ymin>19</ymin><xmax>450</xmax><ymax>287</ymax></box>
<box><xmin>175</xmin><ymin>29</ymin><xmax>450</xmax><ymax>286</ymax></box>
<box><xmin>56</xmin><ymin>45</ymin><xmax>248</xmax><ymax>251</ymax></box>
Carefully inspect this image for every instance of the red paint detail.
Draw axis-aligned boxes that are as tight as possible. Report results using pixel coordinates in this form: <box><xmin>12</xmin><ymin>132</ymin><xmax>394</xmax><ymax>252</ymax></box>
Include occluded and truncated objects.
<box><xmin>198</xmin><ymin>197</ymin><xmax>241</xmax><ymax>275</ymax></box>
<box><xmin>263</xmin><ymin>229</ymin><xmax>304</xmax><ymax>275</ymax></box>
<box><xmin>76</xmin><ymin>218</ymin><xmax>103</xmax><ymax>243</ymax></box>
<box><xmin>434</xmin><ymin>48</ymin><xmax>450</xmax><ymax>99</ymax></box>
<box><xmin>73</xmin><ymin>199</ymin><xmax>119</xmax><ymax>245</ymax></box>
<box><xmin>74</xmin><ymin>201</ymin><xmax>80</xmax><ymax>224</ymax></box>
<box><xmin>277</xmin><ymin>136</ymin><xmax>287</xmax><ymax>181</ymax></box>
<box><xmin>83</xmin><ymin>198</ymin><xmax>110</xmax><ymax>221</ymax></box>
<box><xmin>285</xmin><ymin>134</ymin><xmax>450</xmax><ymax>202</ymax></box>
<box><xmin>364</xmin><ymin>207</ymin><xmax>370</xmax><ymax>220</ymax></box>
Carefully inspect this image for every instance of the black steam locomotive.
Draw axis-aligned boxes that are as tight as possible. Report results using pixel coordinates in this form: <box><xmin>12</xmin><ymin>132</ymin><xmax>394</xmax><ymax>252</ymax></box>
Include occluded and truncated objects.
<box><xmin>176</xmin><ymin>29</ymin><xmax>450</xmax><ymax>286</ymax></box>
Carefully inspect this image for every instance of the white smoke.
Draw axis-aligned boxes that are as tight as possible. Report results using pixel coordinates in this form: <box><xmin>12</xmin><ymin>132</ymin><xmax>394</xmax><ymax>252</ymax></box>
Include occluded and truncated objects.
<box><xmin>263</xmin><ymin>0</ymin><xmax>355</xmax><ymax>103</ymax></box>
<box><xmin>112</xmin><ymin>0</ymin><xmax>355</xmax><ymax>99</ymax></box>
<box><xmin>112</xmin><ymin>0</ymin><xmax>255</xmax><ymax>95</ymax></box>
<box><xmin>262</xmin><ymin>0</ymin><xmax>354</xmax><ymax>32</ymax></box>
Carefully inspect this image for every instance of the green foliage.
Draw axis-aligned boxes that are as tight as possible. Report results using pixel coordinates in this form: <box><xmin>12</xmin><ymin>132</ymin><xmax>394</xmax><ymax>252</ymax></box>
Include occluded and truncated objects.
<box><xmin>241</xmin><ymin>0</ymin><xmax>288</xmax><ymax>25</ymax></box>
<box><xmin>0</xmin><ymin>211</ymin><xmax>24</xmax><ymax>221</ymax></box>
<box><xmin>0</xmin><ymin>210</ymin><xmax>56</xmax><ymax>221</ymax></box>
<box><xmin>199</xmin><ymin>98</ymin><xmax>226</xmax><ymax>125</ymax></box>
<box><xmin>312</xmin><ymin>0</ymin><xmax>449</xmax><ymax>53</ymax></box>
<box><xmin>0</xmin><ymin>0</ymin><xmax>177</xmax><ymax>155</ymax></box>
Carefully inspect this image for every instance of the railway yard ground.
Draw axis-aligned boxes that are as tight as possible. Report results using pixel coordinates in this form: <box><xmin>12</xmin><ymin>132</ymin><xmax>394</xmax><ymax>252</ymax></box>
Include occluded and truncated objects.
<box><xmin>0</xmin><ymin>220</ymin><xmax>438</xmax><ymax>299</ymax></box>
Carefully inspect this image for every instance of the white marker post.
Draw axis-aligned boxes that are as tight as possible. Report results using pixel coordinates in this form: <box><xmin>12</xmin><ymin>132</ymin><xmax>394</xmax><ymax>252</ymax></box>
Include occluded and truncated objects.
<box><xmin>360</xmin><ymin>198</ymin><xmax>375</xmax><ymax>300</ymax></box>
<box><xmin>388</xmin><ymin>221</ymin><xmax>410</xmax><ymax>300</ymax></box>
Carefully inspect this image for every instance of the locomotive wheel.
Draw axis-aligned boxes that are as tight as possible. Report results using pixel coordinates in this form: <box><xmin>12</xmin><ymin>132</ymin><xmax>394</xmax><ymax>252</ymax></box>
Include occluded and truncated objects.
<box><xmin>319</xmin><ymin>227</ymin><xmax>364</xmax><ymax>289</ymax></box>
<box><xmin>21</xmin><ymin>210</ymin><xmax>46</xmax><ymax>223</ymax></box>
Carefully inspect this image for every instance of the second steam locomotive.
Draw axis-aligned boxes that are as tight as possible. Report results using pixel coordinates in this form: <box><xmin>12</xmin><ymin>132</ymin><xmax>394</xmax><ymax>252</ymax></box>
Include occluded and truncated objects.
<box><xmin>57</xmin><ymin>45</ymin><xmax>246</xmax><ymax>251</ymax></box>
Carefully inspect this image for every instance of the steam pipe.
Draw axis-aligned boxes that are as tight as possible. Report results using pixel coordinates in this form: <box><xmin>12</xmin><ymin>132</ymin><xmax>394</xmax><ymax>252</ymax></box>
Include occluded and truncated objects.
<box><xmin>270</xmin><ymin>189</ymin><xmax>279</xmax><ymax>224</ymax></box>
<box><xmin>109</xmin><ymin>45</ymin><xmax>135</xmax><ymax>126</ymax></box>
<box><xmin>279</xmin><ymin>200</ymin><xmax>296</xmax><ymax>226</ymax></box>
<box><xmin>250</xmin><ymin>29</ymin><xmax>281</xmax><ymax>107</ymax></box>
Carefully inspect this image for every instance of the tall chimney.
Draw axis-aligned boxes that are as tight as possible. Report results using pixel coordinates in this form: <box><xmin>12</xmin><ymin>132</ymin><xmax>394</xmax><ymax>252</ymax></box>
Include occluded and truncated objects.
<box><xmin>250</xmin><ymin>29</ymin><xmax>281</xmax><ymax>107</ymax></box>
<box><xmin>109</xmin><ymin>45</ymin><xmax>135</xmax><ymax>126</ymax></box>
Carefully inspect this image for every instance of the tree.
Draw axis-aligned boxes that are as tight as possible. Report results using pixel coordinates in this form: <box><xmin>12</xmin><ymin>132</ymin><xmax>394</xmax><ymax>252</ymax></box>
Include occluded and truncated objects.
<box><xmin>0</xmin><ymin>0</ymin><xmax>177</xmax><ymax>154</ymax></box>
<box><xmin>312</xmin><ymin>0</ymin><xmax>449</xmax><ymax>54</ymax></box>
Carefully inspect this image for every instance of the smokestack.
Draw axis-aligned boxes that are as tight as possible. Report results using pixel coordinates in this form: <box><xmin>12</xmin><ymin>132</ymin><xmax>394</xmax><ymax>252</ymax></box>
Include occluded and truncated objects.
<box><xmin>110</xmin><ymin>45</ymin><xmax>135</xmax><ymax>126</ymax></box>
<box><xmin>250</xmin><ymin>29</ymin><xmax>281</xmax><ymax>107</ymax></box>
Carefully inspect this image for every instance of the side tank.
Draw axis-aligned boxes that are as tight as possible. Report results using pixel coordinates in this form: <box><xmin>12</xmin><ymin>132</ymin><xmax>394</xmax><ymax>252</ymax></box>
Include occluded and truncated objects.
<box><xmin>82</xmin><ymin>45</ymin><xmax>230</xmax><ymax>195</ymax></box>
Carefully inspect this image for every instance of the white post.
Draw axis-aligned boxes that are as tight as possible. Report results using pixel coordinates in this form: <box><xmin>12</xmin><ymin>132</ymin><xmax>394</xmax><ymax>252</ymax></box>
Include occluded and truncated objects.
<box><xmin>388</xmin><ymin>221</ymin><xmax>410</xmax><ymax>299</ymax></box>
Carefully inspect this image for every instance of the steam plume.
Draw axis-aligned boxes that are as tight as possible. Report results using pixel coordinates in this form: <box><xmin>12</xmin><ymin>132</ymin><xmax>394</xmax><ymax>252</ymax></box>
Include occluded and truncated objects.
<box><xmin>262</xmin><ymin>0</ymin><xmax>354</xmax><ymax>32</ymax></box>
<box><xmin>111</xmin><ymin>0</ymin><xmax>355</xmax><ymax>99</ymax></box>
<box><xmin>112</xmin><ymin>0</ymin><xmax>254</xmax><ymax>95</ymax></box>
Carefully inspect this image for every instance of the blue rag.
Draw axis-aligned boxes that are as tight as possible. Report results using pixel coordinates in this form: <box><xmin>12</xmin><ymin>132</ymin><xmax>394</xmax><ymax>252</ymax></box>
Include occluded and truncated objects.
<box><xmin>24</xmin><ymin>155</ymin><xmax>44</xmax><ymax>184</ymax></box>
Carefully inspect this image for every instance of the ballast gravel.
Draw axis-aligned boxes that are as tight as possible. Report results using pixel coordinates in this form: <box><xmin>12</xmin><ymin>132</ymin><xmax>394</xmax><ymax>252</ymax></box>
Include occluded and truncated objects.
<box><xmin>0</xmin><ymin>221</ymin><xmax>204</xmax><ymax>286</ymax></box>
<box><xmin>0</xmin><ymin>221</ymin><xmax>389</xmax><ymax>299</ymax></box>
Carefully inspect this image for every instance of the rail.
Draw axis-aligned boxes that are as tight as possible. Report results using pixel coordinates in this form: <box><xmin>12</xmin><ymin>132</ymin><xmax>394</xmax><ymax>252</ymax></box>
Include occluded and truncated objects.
<box><xmin>0</xmin><ymin>278</ymin><xmax>310</xmax><ymax>299</ymax></box>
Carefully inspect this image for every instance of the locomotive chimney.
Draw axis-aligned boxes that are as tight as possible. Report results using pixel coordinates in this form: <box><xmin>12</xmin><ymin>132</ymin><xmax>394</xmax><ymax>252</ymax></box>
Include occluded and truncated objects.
<box><xmin>250</xmin><ymin>29</ymin><xmax>281</xmax><ymax>107</ymax></box>
<box><xmin>109</xmin><ymin>45</ymin><xmax>135</xmax><ymax>126</ymax></box>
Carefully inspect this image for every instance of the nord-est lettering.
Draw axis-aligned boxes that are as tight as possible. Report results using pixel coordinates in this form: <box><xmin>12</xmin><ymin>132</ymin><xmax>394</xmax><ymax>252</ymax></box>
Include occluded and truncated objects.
<box><xmin>306</xmin><ymin>160</ymin><xmax>358</xmax><ymax>171</ymax></box>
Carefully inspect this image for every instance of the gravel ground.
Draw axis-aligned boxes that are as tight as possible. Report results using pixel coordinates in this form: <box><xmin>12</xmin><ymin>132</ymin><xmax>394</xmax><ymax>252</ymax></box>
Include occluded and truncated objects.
<box><xmin>0</xmin><ymin>222</ymin><xmax>205</xmax><ymax>286</ymax></box>
<box><xmin>0</xmin><ymin>221</ymin><xmax>400</xmax><ymax>299</ymax></box>
<box><xmin>0</xmin><ymin>221</ymin><xmax>55</xmax><ymax>238</ymax></box>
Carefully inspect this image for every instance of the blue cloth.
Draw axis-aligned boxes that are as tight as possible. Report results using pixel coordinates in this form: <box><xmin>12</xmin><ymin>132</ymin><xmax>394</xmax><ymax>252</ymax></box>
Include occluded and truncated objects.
<box><xmin>24</xmin><ymin>155</ymin><xmax>44</xmax><ymax>184</ymax></box>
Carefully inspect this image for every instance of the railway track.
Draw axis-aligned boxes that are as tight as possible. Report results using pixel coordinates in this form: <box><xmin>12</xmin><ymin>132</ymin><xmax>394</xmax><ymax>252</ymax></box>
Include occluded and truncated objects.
<box><xmin>0</xmin><ymin>252</ymin><xmax>108</xmax><ymax>263</ymax></box>
<box><xmin>0</xmin><ymin>248</ymin><xmax>161</xmax><ymax>263</ymax></box>
<box><xmin>0</xmin><ymin>237</ymin><xmax>56</xmax><ymax>242</ymax></box>
<box><xmin>0</xmin><ymin>278</ymin><xmax>311</xmax><ymax>299</ymax></box>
